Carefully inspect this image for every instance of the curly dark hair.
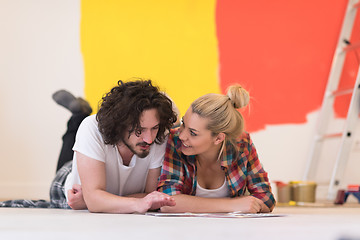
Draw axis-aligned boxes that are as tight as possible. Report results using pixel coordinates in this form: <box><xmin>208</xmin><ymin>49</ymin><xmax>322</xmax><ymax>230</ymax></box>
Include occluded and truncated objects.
<box><xmin>96</xmin><ymin>79</ymin><xmax>177</xmax><ymax>145</ymax></box>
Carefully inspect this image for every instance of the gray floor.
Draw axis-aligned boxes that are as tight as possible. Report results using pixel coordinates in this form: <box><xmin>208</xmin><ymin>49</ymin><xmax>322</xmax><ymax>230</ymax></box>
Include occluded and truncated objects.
<box><xmin>0</xmin><ymin>206</ymin><xmax>360</xmax><ymax>240</ymax></box>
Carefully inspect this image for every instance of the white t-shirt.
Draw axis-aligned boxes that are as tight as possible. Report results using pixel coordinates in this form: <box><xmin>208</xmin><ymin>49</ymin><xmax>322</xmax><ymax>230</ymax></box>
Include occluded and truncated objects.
<box><xmin>63</xmin><ymin>115</ymin><xmax>166</xmax><ymax>201</ymax></box>
<box><xmin>195</xmin><ymin>178</ymin><xmax>230</xmax><ymax>198</ymax></box>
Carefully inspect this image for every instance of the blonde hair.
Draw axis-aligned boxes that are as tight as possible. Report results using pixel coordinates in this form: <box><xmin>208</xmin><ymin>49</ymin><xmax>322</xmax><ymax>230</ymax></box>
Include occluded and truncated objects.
<box><xmin>191</xmin><ymin>84</ymin><xmax>250</xmax><ymax>147</ymax></box>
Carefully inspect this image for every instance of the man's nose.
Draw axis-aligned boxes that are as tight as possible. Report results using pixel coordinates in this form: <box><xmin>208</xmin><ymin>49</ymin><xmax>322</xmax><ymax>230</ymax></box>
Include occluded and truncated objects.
<box><xmin>142</xmin><ymin>130</ymin><xmax>153</xmax><ymax>144</ymax></box>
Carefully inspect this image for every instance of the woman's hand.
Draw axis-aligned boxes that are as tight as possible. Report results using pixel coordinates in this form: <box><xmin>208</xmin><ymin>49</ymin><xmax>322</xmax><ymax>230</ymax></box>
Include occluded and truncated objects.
<box><xmin>234</xmin><ymin>196</ymin><xmax>267</xmax><ymax>213</ymax></box>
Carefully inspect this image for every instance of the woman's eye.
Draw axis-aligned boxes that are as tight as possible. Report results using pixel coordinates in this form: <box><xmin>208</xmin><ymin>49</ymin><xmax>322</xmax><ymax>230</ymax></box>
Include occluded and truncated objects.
<box><xmin>190</xmin><ymin>131</ymin><xmax>197</xmax><ymax>136</ymax></box>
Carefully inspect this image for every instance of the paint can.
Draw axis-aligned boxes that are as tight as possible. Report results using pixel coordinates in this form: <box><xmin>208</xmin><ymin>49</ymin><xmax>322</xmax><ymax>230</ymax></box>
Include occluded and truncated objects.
<box><xmin>274</xmin><ymin>181</ymin><xmax>291</xmax><ymax>203</ymax></box>
<box><xmin>290</xmin><ymin>181</ymin><xmax>317</xmax><ymax>203</ymax></box>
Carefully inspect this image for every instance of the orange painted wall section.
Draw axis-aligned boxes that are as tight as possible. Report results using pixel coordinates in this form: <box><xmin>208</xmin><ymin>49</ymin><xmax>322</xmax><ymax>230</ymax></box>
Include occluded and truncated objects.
<box><xmin>216</xmin><ymin>0</ymin><xmax>359</xmax><ymax>132</ymax></box>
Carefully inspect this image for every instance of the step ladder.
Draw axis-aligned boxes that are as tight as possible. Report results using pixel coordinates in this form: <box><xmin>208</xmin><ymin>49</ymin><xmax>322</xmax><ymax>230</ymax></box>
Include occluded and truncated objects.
<box><xmin>303</xmin><ymin>0</ymin><xmax>360</xmax><ymax>200</ymax></box>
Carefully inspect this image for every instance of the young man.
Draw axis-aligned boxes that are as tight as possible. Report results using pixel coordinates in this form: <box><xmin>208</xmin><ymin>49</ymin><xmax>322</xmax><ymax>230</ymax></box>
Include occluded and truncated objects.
<box><xmin>50</xmin><ymin>80</ymin><xmax>177</xmax><ymax>213</ymax></box>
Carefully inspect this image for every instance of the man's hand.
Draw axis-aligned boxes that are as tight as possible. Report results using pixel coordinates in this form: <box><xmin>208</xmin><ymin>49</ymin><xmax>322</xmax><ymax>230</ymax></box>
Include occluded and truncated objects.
<box><xmin>67</xmin><ymin>184</ymin><xmax>87</xmax><ymax>210</ymax></box>
<box><xmin>135</xmin><ymin>191</ymin><xmax>176</xmax><ymax>214</ymax></box>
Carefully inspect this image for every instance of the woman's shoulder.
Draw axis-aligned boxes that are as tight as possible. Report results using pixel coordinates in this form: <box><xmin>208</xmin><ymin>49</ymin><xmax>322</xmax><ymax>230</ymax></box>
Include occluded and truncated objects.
<box><xmin>169</xmin><ymin>127</ymin><xmax>179</xmax><ymax>135</ymax></box>
<box><xmin>236</xmin><ymin>131</ymin><xmax>252</xmax><ymax>146</ymax></box>
<box><xmin>228</xmin><ymin>132</ymin><xmax>255</xmax><ymax>157</ymax></box>
<box><xmin>167</xmin><ymin>128</ymin><xmax>182</xmax><ymax>151</ymax></box>
<box><xmin>169</xmin><ymin>127</ymin><xmax>181</xmax><ymax>142</ymax></box>
<box><xmin>223</xmin><ymin>132</ymin><xmax>256</xmax><ymax>165</ymax></box>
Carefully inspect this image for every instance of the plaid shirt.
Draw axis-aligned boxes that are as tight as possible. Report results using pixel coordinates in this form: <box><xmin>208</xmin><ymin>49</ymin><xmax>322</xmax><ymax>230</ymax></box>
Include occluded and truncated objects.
<box><xmin>158</xmin><ymin>128</ymin><xmax>276</xmax><ymax>211</ymax></box>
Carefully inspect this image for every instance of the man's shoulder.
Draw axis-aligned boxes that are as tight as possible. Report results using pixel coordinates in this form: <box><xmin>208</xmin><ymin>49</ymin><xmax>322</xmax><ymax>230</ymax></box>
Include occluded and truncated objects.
<box><xmin>81</xmin><ymin>114</ymin><xmax>97</xmax><ymax>125</ymax></box>
<box><xmin>78</xmin><ymin>114</ymin><xmax>98</xmax><ymax>131</ymax></box>
<box><xmin>76</xmin><ymin>114</ymin><xmax>103</xmax><ymax>143</ymax></box>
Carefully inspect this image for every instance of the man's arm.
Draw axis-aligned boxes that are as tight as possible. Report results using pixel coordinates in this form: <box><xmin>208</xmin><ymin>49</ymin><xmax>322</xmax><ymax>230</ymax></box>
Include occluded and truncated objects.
<box><xmin>124</xmin><ymin>167</ymin><xmax>162</xmax><ymax>198</ymax></box>
<box><xmin>160</xmin><ymin>194</ymin><xmax>270</xmax><ymax>213</ymax></box>
<box><xmin>67</xmin><ymin>184</ymin><xmax>87</xmax><ymax>210</ymax></box>
<box><xmin>145</xmin><ymin>167</ymin><xmax>161</xmax><ymax>193</ymax></box>
<box><xmin>67</xmin><ymin>167</ymin><xmax>167</xmax><ymax>209</ymax></box>
<box><xmin>76</xmin><ymin>152</ymin><xmax>174</xmax><ymax>213</ymax></box>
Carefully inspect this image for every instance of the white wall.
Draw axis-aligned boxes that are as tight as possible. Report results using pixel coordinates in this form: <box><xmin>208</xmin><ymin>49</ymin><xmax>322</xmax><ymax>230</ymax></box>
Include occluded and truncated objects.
<box><xmin>0</xmin><ymin>0</ymin><xmax>84</xmax><ymax>199</ymax></box>
<box><xmin>253</xmin><ymin>112</ymin><xmax>360</xmax><ymax>200</ymax></box>
<box><xmin>0</xmin><ymin>0</ymin><xmax>359</xmax><ymax>202</ymax></box>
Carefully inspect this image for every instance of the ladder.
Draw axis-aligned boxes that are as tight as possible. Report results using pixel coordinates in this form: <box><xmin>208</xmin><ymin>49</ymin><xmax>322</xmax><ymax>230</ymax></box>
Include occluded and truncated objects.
<box><xmin>303</xmin><ymin>0</ymin><xmax>360</xmax><ymax>200</ymax></box>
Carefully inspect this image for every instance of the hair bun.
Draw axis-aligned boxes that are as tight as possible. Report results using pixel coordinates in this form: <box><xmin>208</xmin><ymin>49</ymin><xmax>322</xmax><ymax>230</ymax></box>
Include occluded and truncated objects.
<box><xmin>226</xmin><ymin>84</ymin><xmax>249</xmax><ymax>109</ymax></box>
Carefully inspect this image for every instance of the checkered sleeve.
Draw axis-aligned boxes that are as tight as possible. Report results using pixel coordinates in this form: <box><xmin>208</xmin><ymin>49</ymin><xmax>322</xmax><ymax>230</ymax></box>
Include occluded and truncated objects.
<box><xmin>157</xmin><ymin>132</ymin><xmax>185</xmax><ymax>196</ymax></box>
<box><xmin>244</xmin><ymin>136</ymin><xmax>276</xmax><ymax>211</ymax></box>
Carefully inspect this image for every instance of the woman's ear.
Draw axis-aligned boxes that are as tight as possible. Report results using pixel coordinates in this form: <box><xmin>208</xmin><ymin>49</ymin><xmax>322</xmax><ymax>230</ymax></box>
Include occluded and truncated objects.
<box><xmin>214</xmin><ymin>133</ymin><xmax>225</xmax><ymax>145</ymax></box>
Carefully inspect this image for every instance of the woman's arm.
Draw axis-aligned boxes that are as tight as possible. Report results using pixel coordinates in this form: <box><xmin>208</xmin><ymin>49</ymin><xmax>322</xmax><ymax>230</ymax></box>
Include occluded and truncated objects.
<box><xmin>77</xmin><ymin>152</ymin><xmax>174</xmax><ymax>213</ymax></box>
<box><xmin>160</xmin><ymin>194</ymin><xmax>268</xmax><ymax>213</ymax></box>
<box><xmin>244</xmin><ymin>134</ymin><xmax>276</xmax><ymax>211</ymax></box>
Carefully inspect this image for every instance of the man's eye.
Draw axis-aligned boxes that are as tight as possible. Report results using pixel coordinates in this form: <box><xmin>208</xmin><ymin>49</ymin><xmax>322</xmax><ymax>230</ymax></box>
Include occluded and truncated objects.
<box><xmin>135</xmin><ymin>129</ymin><xmax>142</xmax><ymax>137</ymax></box>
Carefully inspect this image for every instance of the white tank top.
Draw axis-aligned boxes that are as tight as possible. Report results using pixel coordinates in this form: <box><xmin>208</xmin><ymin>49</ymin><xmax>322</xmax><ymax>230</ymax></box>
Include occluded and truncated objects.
<box><xmin>195</xmin><ymin>178</ymin><xmax>230</xmax><ymax>198</ymax></box>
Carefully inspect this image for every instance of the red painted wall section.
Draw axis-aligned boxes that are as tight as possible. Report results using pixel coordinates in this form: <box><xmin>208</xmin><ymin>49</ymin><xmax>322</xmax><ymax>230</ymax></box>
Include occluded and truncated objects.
<box><xmin>216</xmin><ymin>0</ymin><xmax>358</xmax><ymax>132</ymax></box>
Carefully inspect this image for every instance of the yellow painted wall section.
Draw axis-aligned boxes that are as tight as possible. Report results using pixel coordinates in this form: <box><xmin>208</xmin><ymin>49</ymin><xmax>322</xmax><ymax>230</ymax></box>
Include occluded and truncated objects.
<box><xmin>80</xmin><ymin>0</ymin><xmax>220</xmax><ymax>116</ymax></box>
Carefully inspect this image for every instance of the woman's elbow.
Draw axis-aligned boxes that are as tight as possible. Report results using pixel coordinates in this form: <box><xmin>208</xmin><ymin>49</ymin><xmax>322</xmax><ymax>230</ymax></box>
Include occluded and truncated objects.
<box><xmin>160</xmin><ymin>205</ymin><xmax>177</xmax><ymax>213</ymax></box>
<box><xmin>260</xmin><ymin>205</ymin><xmax>271</xmax><ymax>213</ymax></box>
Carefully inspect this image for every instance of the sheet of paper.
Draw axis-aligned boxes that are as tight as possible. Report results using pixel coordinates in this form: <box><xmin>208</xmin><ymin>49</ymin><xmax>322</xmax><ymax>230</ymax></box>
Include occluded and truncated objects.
<box><xmin>145</xmin><ymin>212</ymin><xmax>286</xmax><ymax>218</ymax></box>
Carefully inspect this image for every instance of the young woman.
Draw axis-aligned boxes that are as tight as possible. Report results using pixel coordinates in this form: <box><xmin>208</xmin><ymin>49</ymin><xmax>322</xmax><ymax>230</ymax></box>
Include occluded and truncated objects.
<box><xmin>157</xmin><ymin>84</ymin><xmax>275</xmax><ymax>213</ymax></box>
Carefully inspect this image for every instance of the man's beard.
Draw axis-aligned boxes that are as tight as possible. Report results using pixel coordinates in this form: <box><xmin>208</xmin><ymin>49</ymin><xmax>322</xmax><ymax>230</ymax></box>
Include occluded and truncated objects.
<box><xmin>122</xmin><ymin>138</ymin><xmax>152</xmax><ymax>158</ymax></box>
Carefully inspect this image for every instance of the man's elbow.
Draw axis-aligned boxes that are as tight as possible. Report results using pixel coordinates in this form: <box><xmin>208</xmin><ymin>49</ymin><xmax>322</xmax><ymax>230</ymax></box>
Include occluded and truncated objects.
<box><xmin>69</xmin><ymin>204</ymin><xmax>87</xmax><ymax>211</ymax></box>
<box><xmin>81</xmin><ymin>198</ymin><xmax>103</xmax><ymax>213</ymax></box>
<box><xmin>86</xmin><ymin>205</ymin><xmax>103</xmax><ymax>213</ymax></box>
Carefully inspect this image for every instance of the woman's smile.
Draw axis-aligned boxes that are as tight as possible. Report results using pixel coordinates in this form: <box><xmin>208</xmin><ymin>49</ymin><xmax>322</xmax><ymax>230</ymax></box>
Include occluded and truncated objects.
<box><xmin>182</xmin><ymin>141</ymin><xmax>191</xmax><ymax>148</ymax></box>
